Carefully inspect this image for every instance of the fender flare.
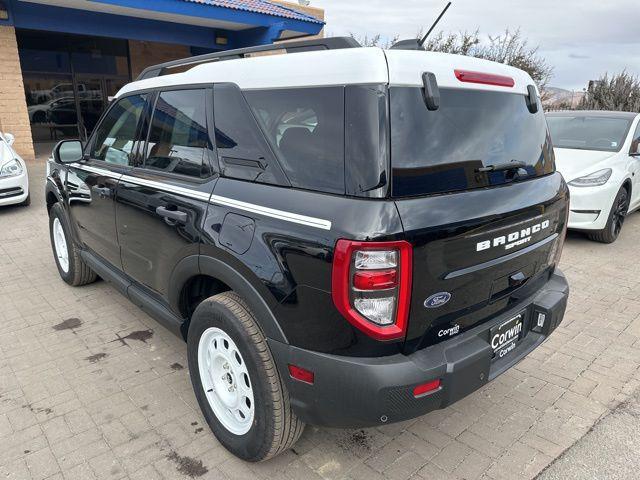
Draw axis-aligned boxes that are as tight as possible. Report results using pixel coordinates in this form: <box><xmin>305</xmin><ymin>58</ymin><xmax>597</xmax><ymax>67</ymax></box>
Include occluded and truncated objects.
<box><xmin>169</xmin><ymin>255</ymin><xmax>288</xmax><ymax>344</ymax></box>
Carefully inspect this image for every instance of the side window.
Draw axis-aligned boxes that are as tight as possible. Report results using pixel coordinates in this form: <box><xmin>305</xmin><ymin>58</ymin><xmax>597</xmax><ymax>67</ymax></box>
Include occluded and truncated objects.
<box><xmin>244</xmin><ymin>87</ymin><xmax>345</xmax><ymax>194</ymax></box>
<box><xmin>90</xmin><ymin>94</ymin><xmax>146</xmax><ymax>165</ymax></box>
<box><xmin>213</xmin><ymin>83</ymin><xmax>289</xmax><ymax>186</ymax></box>
<box><xmin>145</xmin><ymin>89</ymin><xmax>213</xmax><ymax>178</ymax></box>
<box><xmin>631</xmin><ymin>122</ymin><xmax>640</xmax><ymax>155</ymax></box>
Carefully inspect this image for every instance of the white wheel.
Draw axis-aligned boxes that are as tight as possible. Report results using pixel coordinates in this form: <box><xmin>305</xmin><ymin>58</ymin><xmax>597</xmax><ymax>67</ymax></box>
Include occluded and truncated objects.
<box><xmin>52</xmin><ymin>217</ymin><xmax>69</xmax><ymax>273</ymax></box>
<box><xmin>198</xmin><ymin>327</ymin><xmax>255</xmax><ymax>435</ymax></box>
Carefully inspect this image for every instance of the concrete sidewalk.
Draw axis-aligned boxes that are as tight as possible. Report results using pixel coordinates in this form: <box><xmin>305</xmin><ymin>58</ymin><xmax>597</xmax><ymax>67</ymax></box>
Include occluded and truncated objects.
<box><xmin>538</xmin><ymin>386</ymin><xmax>640</xmax><ymax>480</ymax></box>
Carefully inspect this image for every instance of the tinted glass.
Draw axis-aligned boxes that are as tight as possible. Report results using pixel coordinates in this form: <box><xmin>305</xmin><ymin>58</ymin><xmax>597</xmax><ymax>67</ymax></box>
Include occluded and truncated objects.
<box><xmin>547</xmin><ymin>116</ymin><xmax>632</xmax><ymax>152</ymax></box>
<box><xmin>90</xmin><ymin>94</ymin><xmax>146</xmax><ymax>165</ymax></box>
<box><xmin>391</xmin><ymin>88</ymin><xmax>554</xmax><ymax>197</ymax></box>
<box><xmin>345</xmin><ymin>85</ymin><xmax>388</xmax><ymax>197</ymax></box>
<box><xmin>146</xmin><ymin>89</ymin><xmax>212</xmax><ymax>178</ymax></box>
<box><xmin>245</xmin><ymin>87</ymin><xmax>345</xmax><ymax>194</ymax></box>
<box><xmin>213</xmin><ymin>84</ymin><xmax>287</xmax><ymax>185</ymax></box>
<box><xmin>632</xmin><ymin>122</ymin><xmax>640</xmax><ymax>154</ymax></box>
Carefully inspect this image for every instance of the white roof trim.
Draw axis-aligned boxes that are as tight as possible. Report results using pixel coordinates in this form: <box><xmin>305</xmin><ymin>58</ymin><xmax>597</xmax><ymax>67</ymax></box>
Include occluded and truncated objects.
<box><xmin>117</xmin><ymin>46</ymin><xmax>535</xmax><ymax>97</ymax></box>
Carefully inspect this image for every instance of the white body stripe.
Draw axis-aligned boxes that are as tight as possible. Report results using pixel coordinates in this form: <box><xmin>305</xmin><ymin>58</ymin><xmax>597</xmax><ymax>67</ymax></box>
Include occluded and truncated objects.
<box><xmin>71</xmin><ymin>164</ymin><xmax>332</xmax><ymax>230</ymax></box>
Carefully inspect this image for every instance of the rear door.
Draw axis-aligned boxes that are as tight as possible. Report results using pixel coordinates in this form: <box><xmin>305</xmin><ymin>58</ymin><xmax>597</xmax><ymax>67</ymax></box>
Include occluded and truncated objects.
<box><xmin>115</xmin><ymin>87</ymin><xmax>217</xmax><ymax>297</ymax></box>
<box><xmin>389</xmin><ymin>85</ymin><xmax>568</xmax><ymax>351</ymax></box>
<box><xmin>67</xmin><ymin>93</ymin><xmax>147</xmax><ymax>268</ymax></box>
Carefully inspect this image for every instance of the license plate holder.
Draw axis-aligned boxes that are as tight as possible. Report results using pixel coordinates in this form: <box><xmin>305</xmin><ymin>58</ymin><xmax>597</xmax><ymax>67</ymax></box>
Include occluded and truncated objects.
<box><xmin>490</xmin><ymin>312</ymin><xmax>524</xmax><ymax>360</ymax></box>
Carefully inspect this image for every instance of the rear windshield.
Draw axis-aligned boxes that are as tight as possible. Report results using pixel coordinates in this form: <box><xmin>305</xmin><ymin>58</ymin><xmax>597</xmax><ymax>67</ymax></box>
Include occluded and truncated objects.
<box><xmin>390</xmin><ymin>88</ymin><xmax>554</xmax><ymax>197</ymax></box>
<box><xmin>546</xmin><ymin>115</ymin><xmax>632</xmax><ymax>152</ymax></box>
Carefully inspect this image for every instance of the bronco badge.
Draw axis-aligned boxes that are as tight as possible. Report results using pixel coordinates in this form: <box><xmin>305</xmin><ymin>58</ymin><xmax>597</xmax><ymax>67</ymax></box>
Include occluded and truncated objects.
<box><xmin>424</xmin><ymin>292</ymin><xmax>452</xmax><ymax>309</ymax></box>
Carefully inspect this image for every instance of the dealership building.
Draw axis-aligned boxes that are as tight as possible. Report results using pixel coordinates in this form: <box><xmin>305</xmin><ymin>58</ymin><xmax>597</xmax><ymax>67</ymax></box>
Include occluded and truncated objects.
<box><xmin>0</xmin><ymin>0</ymin><xmax>324</xmax><ymax>160</ymax></box>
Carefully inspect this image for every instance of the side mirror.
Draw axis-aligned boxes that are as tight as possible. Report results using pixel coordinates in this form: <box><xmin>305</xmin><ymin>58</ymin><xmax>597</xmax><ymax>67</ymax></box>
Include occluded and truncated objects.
<box><xmin>630</xmin><ymin>141</ymin><xmax>640</xmax><ymax>157</ymax></box>
<box><xmin>3</xmin><ymin>133</ymin><xmax>15</xmax><ymax>146</ymax></box>
<box><xmin>53</xmin><ymin>140</ymin><xmax>84</xmax><ymax>164</ymax></box>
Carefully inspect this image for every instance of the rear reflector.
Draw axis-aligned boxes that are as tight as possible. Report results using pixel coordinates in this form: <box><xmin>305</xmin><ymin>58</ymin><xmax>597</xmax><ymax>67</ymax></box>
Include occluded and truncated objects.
<box><xmin>288</xmin><ymin>365</ymin><xmax>314</xmax><ymax>385</ymax></box>
<box><xmin>353</xmin><ymin>269</ymin><xmax>398</xmax><ymax>290</ymax></box>
<box><xmin>454</xmin><ymin>69</ymin><xmax>515</xmax><ymax>88</ymax></box>
<box><xmin>413</xmin><ymin>379</ymin><xmax>441</xmax><ymax>397</ymax></box>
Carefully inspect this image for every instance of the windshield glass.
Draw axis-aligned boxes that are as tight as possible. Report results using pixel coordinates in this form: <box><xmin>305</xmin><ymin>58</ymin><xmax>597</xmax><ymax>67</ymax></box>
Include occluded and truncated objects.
<box><xmin>391</xmin><ymin>88</ymin><xmax>554</xmax><ymax>197</ymax></box>
<box><xmin>546</xmin><ymin>115</ymin><xmax>631</xmax><ymax>152</ymax></box>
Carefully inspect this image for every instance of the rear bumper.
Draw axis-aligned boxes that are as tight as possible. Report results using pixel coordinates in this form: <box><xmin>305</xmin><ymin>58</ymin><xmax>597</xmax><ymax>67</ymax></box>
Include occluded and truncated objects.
<box><xmin>270</xmin><ymin>270</ymin><xmax>569</xmax><ymax>428</ymax></box>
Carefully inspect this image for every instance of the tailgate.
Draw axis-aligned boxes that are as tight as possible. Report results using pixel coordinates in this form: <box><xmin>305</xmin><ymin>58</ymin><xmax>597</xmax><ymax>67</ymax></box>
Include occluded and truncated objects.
<box><xmin>396</xmin><ymin>173</ymin><xmax>568</xmax><ymax>351</ymax></box>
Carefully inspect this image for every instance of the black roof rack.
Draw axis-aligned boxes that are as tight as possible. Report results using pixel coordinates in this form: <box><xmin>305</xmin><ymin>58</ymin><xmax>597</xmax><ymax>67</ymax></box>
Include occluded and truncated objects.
<box><xmin>136</xmin><ymin>36</ymin><xmax>361</xmax><ymax>81</ymax></box>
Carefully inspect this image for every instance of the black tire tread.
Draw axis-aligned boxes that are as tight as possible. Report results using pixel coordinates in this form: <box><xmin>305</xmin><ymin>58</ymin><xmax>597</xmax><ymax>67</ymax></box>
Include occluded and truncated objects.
<box><xmin>587</xmin><ymin>187</ymin><xmax>628</xmax><ymax>244</ymax></box>
<box><xmin>209</xmin><ymin>291</ymin><xmax>304</xmax><ymax>461</ymax></box>
<box><xmin>50</xmin><ymin>203</ymin><xmax>97</xmax><ymax>286</ymax></box>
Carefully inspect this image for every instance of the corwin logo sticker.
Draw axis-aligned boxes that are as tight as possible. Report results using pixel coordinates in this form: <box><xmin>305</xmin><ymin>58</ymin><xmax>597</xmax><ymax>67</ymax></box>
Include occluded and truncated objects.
<box><xmin>424</xmin><ymin>292</ymin><xmax>452</xmax><ymax>309</ymax></box>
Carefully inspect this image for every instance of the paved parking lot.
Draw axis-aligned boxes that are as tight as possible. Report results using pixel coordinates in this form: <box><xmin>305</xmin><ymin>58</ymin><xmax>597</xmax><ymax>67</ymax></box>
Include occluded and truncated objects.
<box><xmin>2</xmin><ymin>160</ymin><xmax>640</xmax><ymax>480</ymax></box>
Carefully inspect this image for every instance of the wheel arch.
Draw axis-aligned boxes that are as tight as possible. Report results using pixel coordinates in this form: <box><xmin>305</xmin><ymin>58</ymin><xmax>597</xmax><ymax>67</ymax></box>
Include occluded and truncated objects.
<box><xmin>169</xmin><ymin>255</ymin><xmax>288</xmax><ymax>344</ymax></box>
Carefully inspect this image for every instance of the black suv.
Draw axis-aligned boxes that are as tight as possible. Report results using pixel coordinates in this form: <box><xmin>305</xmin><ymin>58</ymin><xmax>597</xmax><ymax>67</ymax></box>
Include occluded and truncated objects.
<box><xmin>46</xmin><ymin>38</ymin><xmax>569</xmax><ymax>461</ymax></box>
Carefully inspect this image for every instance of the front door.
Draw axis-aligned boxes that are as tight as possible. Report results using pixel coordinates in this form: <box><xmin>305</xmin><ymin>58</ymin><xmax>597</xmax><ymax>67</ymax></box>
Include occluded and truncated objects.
<box><xmin>116</xmin><ymin>88</ymin><xmax>217</xmax><ymax>297</ymax></box>
<box><xmin>67</xmin><ymin>93</ymin><xmax>148</xmax><ymax>268</ymax></box>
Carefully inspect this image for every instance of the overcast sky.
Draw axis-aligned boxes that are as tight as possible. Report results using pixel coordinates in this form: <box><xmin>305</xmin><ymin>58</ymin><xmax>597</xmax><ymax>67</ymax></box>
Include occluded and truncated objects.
<box><xmin>309</xmin><ymin>0</ymin><xmax>640</xmax><ymax>91</ymax></box>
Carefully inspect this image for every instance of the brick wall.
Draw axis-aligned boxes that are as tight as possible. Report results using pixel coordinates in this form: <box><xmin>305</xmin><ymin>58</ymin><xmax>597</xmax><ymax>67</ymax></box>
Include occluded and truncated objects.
<box><xmin>128</xmin><ymin>40</ymin><xmax>193</xmax><ymax>80</ymax></box>
<box><xmin>0</xmin><ymin>26</ymin><xmax>34</xmax><ymax>161</ymax></box>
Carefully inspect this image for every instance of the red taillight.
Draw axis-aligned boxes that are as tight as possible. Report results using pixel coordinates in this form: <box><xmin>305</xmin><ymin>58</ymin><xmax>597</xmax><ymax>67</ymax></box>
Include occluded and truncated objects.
<box><xmin>353</xmin><ymin>269</ymin><xmax>398</xmax><ymax>290</ymax></box>
<box><xmin>332</xmin><ymin>240</ymin><xmax>412</xmax><ymax>341</ymax></box>
<box><xmin>454</xmin><ymin>69</ymin><xmax>515</xmax><ymax>88</ymax></box>
<box><xmin>413</xmin><ymin>379</ymin><xmax>441</xmax><ymax>397</ymax></box>
<box><xmin>288</xmin><ymin>365</ymin><xmax>314</xmax><ymax>384</ymax></box>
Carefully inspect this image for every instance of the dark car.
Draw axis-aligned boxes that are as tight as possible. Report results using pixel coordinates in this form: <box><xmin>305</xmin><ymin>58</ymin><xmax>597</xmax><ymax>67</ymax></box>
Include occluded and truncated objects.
<box><xmin>45</xmin><ymin>38</ymin><xmax>570</xmax><ymax>462</ymax></box>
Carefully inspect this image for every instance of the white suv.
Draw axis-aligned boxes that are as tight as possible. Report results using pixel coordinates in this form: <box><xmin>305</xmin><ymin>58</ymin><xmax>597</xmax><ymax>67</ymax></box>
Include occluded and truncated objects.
<box><xmin>547</xmin><ymin>110</ymin><xmax>640</xmax><ymax>243</ymax></box>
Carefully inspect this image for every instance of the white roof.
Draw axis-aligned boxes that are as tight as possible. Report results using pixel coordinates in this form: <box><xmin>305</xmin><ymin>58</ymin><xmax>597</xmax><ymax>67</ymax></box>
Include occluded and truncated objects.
<box><xmin>117</xmin><ymin>47</ymin><xmax>535</xmax><ymax>97</ymax></box>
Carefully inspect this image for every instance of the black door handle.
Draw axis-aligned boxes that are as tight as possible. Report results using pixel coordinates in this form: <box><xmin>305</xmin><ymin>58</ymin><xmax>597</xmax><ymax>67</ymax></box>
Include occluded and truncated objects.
<box><xmin>93</xmin><ymin>186</ymin><xmax>111</xmax><ymax>199</ymax></box>
<box><xmin>156</xmin><ymin>206</ymin><xmax>187</xmax><ymax>224</ymax></box>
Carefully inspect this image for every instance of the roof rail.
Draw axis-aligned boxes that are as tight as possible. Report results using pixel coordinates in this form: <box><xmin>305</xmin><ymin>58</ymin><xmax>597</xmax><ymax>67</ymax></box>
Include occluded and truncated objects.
<box><xmin>136</xmin><ymin>36</ymin><xmax>361</xmax><ymax>81</ymax></box>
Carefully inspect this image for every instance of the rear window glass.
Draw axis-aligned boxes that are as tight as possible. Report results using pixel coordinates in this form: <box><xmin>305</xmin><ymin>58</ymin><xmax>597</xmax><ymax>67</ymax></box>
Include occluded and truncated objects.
<box><xmin>244</xmin><ymin>87</ymin><xmax>345</xmax><ymax>194</ymax></box>
<box><xmin>390</xmin><ymin>88</ymin><xmax>554</xmax><ymax>197</ymax></box>
<box><xmin>546</xmin><ymin>115</ymin><xmax>632</xmax><ymax>152</ymax></box>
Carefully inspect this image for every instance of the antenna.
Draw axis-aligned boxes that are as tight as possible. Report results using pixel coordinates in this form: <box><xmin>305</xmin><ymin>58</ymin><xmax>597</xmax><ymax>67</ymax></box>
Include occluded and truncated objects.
<box><xmin>390</xmin><ymin>1</ymin><xmax>452</xmax><ymax>50</ymax></box>
<box><xmin>418</xmin><ymin>2</ymin><xmax>452</xmax><ymax>47</ymax></box>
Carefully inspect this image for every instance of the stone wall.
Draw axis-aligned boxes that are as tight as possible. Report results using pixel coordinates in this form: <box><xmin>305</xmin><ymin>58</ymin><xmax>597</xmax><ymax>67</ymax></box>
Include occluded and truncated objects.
<box><xmin>0</xmin><ymin>26</ymin><xmax>34</xmax><ymax>161</ymax></box>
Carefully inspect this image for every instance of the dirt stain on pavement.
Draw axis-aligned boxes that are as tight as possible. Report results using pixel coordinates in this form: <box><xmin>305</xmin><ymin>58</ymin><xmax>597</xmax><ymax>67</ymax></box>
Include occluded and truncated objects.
<box><xmin>337</xmin><ymin>429</ymin><xmax>371</xmax><ymax>454</ymax></box>
<box><xmin>194</xmin><ymin>427</ymin><xmax>203</xmax><ymax>434</ymax></box>
<box><xmin>85</xmin><ymin>353</ymin><xmax>107</xmax><ymax>364</ymax></box>
<box><xmin>170</xmin><ymin>362</ymin><xmax>184</xmax><ymax>371</ymax></box>
<box><xmin>23</xmin><ymin>403</ymin><xmax>53</xmax><ymax>415</ymax></box>
<box><xmin>111</xmin><ymin>329</ymin><xmax>154</xmax><ymax>346</ymax></box>
<box><xmin>53</xmin><ymin>318</ymin><xmax>82</xmax><ymax>332</ymax></box>
<box><xmin>166</xmin><ymin>451</ymin><xmax>208</xmax><ymax>478</ymax></box>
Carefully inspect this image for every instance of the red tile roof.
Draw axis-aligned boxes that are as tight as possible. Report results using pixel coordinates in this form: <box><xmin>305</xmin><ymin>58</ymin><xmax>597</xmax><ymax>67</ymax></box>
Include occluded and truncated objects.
<box><xmin>182</xmin><ymin>0</ymin><xmax>324</xmax><ymax>24</ymax></box>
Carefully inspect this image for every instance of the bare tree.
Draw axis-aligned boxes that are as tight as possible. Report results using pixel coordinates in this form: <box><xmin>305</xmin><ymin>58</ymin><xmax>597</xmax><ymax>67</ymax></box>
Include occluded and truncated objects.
<box><xmin>349</xmin><ymin>33</ymin><xmax>398</xmax><ymax>49</ymax></box>
<box><xmin>578</xmin><ymin>72</ymin><xmax>640</xmax><ymax>112</ymax></box>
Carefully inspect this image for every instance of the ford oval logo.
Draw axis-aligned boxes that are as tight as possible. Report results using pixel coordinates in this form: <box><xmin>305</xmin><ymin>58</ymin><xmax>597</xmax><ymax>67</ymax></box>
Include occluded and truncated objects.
<box><xmin>424</xmin><ymin>292</ymin><xmax>452</xmax><ymax>309</ymax></box>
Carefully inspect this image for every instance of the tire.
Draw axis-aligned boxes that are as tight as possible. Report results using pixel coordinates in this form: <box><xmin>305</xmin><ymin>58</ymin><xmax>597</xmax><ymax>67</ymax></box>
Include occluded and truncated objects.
<box><xmin>49</xmin><ymin>202</ymin><xmax>97</xmax><ymax>286</ymax></box>
<box><xmin>187</xmin><ymin>292</ymin><xmax>304</xmax><ymax>462</ymax></box>
<box><xmin>20</xmin><ymin>193</ymin><xmax>30</xmax><ymax>207</ymax></box>
<box><xmin>588</xmin><ymin>186</ymin><xmax>629</xmax><ymax>244</ymax></box>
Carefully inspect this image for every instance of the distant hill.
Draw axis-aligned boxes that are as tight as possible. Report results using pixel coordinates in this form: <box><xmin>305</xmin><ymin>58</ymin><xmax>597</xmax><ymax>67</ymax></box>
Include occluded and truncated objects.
<box><xmin>543</xmin><ymin>87</ymin><xmax>584</xmax><ymax>108</ymax></box>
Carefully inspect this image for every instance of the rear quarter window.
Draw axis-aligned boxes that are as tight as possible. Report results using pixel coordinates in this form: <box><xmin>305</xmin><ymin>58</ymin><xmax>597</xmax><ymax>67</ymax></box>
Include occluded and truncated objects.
<box><xmin>244</xmin><ymin>87</ymin><xmax>345</xmax><ymax>195</ymax></box>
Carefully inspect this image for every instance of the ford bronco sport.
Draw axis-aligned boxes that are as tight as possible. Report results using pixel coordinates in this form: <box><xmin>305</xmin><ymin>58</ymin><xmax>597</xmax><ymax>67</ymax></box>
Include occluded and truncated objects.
<box><xmin>45</xmin><ymin>37</ymin><xmax>570</xmax><ymax>462</ymax></box>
